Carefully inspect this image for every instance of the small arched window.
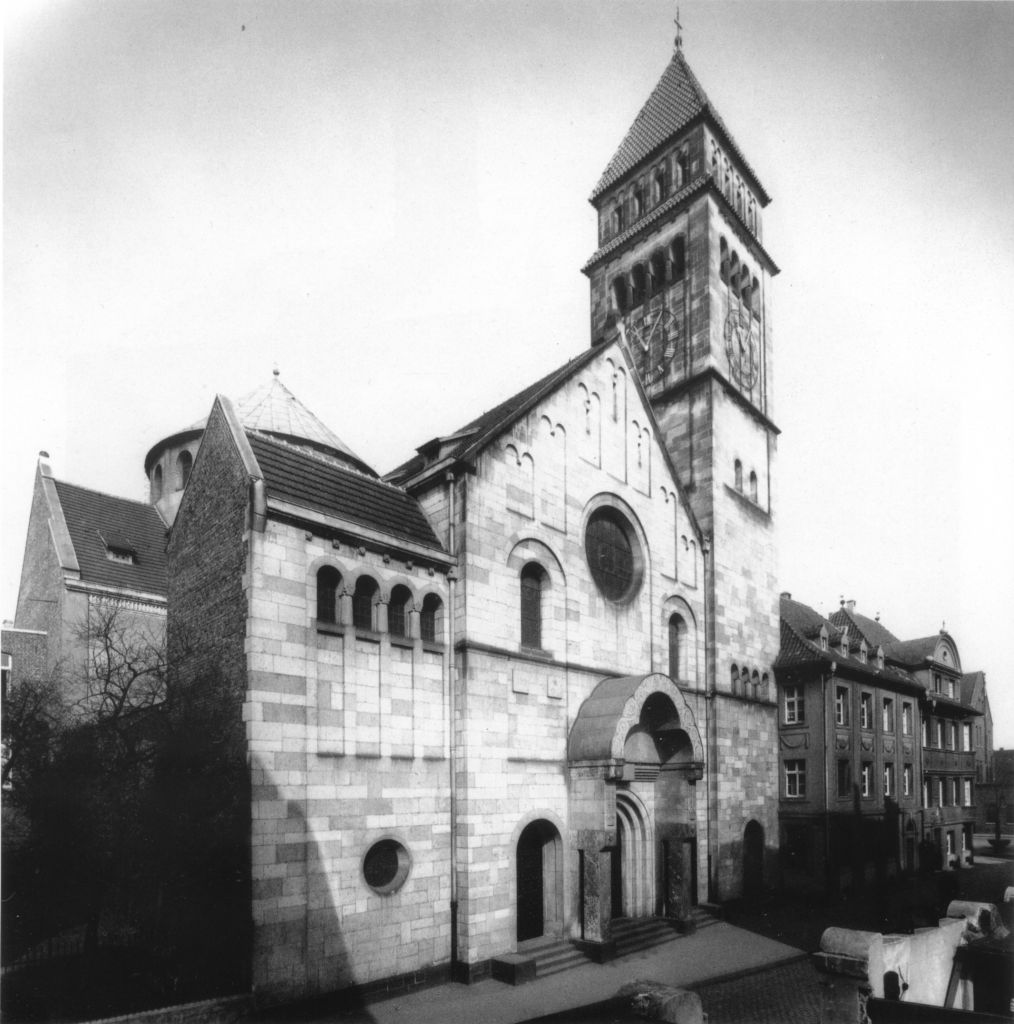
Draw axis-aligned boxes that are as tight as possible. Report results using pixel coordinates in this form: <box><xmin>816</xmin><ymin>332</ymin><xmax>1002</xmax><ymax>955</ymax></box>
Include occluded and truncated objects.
<box><xmin>633</xmin><ymin>183</ymin><xmax>645</xmax><ymax>219</ymax></box>
<box><xmin>611</xmin><ymin>277</ymin><xmax>629</xmax><ymax>314</ymax></box>
<box><xmin>316</xmin><ymin>566</ymin><xmax>341</xmax><ymax>624</ymax></box>
<box><xmin>729</xmin><ymin>252</ymin><xmax>740</xmax><ymax>290</ymax></box>
<box><xmin>740</xmin><ymin>266</ymin><xmax>751</xmax><ymax>310</ymax></box>
<box><xmin>152</xmin><ymin>465</ymin><xmax>163</xmax><ymax>502</ymax></box>
<box><xmin>751</xmin><ymin>277</ymin><xmax>761</xmax><ymax>319</ymax></box>
<box><xmin>176</xmin><ymin>450</ymin><xmax>193</xmax><ymax>491</ymax></box>
<box><xmin>734</xmin><ymin>459</ymin><xmax>743</xmax><ymax>492</ymax></box>
<box><xmin>670</xmin><ymin>236</ymin><xmax>686</xmax><ymax>281</ymax></box>
<box><xmin>388</xmin><ymin>584</ymin><xmax>412</xmax><ymax>638</ymax></box>
<box><xmin>611</xmin><ymin>204</ymin><xmax>622</xmax><ymax>236</ymax></box>
<box><xmin>730</xmin><ymin>664</ymin><xmax>740</xmax><ymax>695</ymax></box>
<box><xmin>420</xmin><ymin>593</ymin><xmax>443</xmax><ymax>644</ymax></box>
<box><xmin>649</xmin><ymin>251</ymin><xmax>667</xmax><ymax>295</ymax></box>
<box><xmin>352</xmin><ymin>575</ymin><xmax>378</xmax><ymax>631</ymax></box>
<box><xmin>668</xmin><ymin>613</ymin><xmax>688</xmax><ymax>681</ymax></box>
<box><xmin>719</xmin><ymin>238</ymin><xmax>730</xmax><ymax>285</ymax></box>
<box><xmin>761</xmin><ymin>672</ymin><xmax>770</xmax><ymax>700</ymax></box>
<box><xmin>676</xmin><ymin>148</ymin><xmax>688</xmax><ymax>189</ymax></box>
<box><xmin>520</xmin><ymin>563</ymin><xmax>545</xmax><ymax>649</ymax></box>
<box><xmin>751</xmin><ymin>670</ymin><xmax>761</xmax><ymax>698</ymax></box>
<box><xmin>630</xmin><ymin>264</ymin><xmax>647</xmax><ymax>307</ymax></box>
<box><xmin>749</xmin><ymin>470</ymin><xmax>758</xmax><ymax>502</ymax></box>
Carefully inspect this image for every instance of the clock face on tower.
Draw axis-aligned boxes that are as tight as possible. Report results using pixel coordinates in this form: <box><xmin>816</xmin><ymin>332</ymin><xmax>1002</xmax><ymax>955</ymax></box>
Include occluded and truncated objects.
<box><xmin>724</xmin><ymin>307</ymin><xmax>759</xmax><ymax>390</ymax></box>
<box><xmin>622</xmin><ymin>306</ymin><xmax>677</xmax><ymax>386</ymax></box>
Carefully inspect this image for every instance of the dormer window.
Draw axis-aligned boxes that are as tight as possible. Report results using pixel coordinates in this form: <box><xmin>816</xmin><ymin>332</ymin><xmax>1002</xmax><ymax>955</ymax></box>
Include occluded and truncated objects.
<box><xmin>819</xmin><ymin>626</ymin><xmax>829</xmax><ymax>651</ymax></box>
<box><xmin>876</xmin><ymin>647</ymin><xmax>885</xmax><ymax>669</ymax></box>
<box><xmin>859</xmin><ymin>641</ymin><xmax>868</xmax><ymax>665</ymax></box>
<box><xmin>840</xmin><ymin>631</ymin><xmax>849</xmax><ymax>658</ymax></box>
<box><xmin>99</xmin><ymin>530</ymin><xmax>137</xmax><ymax>565</ymax></box>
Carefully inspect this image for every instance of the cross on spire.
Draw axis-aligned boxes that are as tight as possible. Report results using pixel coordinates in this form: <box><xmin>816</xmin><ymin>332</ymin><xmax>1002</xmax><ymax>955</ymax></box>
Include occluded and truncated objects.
<box><xmin>674</xmin><ymin>5</ymin><xmax>683</xmax><ymax>52</ymax></box>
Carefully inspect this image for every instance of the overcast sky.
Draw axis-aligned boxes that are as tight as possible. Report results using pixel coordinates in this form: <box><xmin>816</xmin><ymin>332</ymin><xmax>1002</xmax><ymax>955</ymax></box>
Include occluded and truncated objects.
<box><xmin>4</xmin><ymin>1</ymin><xmax>1013</xmax><ymax>745</ymax></box>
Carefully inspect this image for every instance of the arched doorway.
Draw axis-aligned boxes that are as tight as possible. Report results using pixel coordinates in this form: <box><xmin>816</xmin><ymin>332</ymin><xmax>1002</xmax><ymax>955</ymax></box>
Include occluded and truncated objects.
<box><xmin>516</xmin><ymin>820</ymin><xmax>563</xmax><ymax>942</ymax></box>
<box><xmin>611</xmin><ymin>792</ymin><xmax>652</xmax><ymax>920</ymax></box>
<box><xmin>744</xmin><ymin>820</ymin><xmax>764</xmax><ymax>897</ymax></box>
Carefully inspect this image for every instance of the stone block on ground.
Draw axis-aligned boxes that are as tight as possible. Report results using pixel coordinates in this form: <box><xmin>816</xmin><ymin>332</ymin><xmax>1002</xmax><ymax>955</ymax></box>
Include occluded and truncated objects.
<box><xmin>618</xmin><ymin>980</ymin><xmax>704</xmax><ymax>1024</ymax></box>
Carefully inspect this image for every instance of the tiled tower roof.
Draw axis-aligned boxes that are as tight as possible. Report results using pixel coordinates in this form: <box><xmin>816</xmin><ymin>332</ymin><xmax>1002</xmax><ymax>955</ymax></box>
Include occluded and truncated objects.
<box><xmin>590</xmin><ymin>47</ymin><xmax>768</xmax><ymax>204</ymax></box>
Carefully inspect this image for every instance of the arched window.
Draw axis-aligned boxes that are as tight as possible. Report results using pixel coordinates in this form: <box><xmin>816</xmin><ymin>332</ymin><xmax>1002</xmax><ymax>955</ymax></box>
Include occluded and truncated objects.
<box><xmin>611</xmin><ymin>277</ymin><xmax>629</xmax><ymax>314</ymax></box>
<box><xmin>630</xmin><ymin>264</ymin><xmax>647</xmax><ymax>307</ymax></box>
<box><xmin>633</xmin><ymin>183</ymin><xmax>645</xmax><ymax>219</ymax></box>
<box><xmin>388</xmin><ymin>584</ymin><xmax>411</xmax><ymax>638</ymax></box>
<box><xmin>729</xmin><ymin>252</ymin><xmax>740</xmax><ymax>290</ymax></box>
<box><xmin>730</xmin><ymin>664</ymin><xmax>740</xmax><ymax>695</ymax></box>
<box><xmin>723</xmin><ymin>159</ymin><xmax>732</xmax><ymax>201</ymax></box>
<box><xmin>749</xmin><ymin>470</ymin><xmax>758</xmax><ymax>502</ymax></box>
<box><xmin>751</xmin><ymin>277</ymin><xmax>761</xmax><ymax>320</ymax></box>
<box><xmin>352</xmin><ymin>575</ymin><xmax>378</xmax><ymax>631</ymax></box>
<box><xmin>152</xmin><ymin>465</ymin><xmax>163</xmax><ymax>502</ymax></box>
<box><xmin>668</xmin><ymin>613</ymin><xmax>688</xmax><ymax>681</ymax></box>
<box><xmin>719</xmin><ymin>238</ymin><xmax>730</xmax><ymax>285</ymax></box>
<box><xmin>751</xmin><ymin>670</ymin><xmax>761</xmax><ymax>698</ymax></box>
<box><xmin>734</xmin><ymin>459</ymin><xmax>743</xmax><ymax>492</ymax></box>
<box><xmin>176</xmin><ymin>450</ymin><xmax>193</xmax><ymax>491</ymax></box>
<box><xmin>740</xmin><ymin>266</ymin><xmax>751</xmax><ymax>309</ymax></box>
<box><xmin>420</xmin><ymin>593</ymin><xmax>443</xmax><ymax>643</ymax></box>
<box><xmin>670</xmin><ymin>236</ymin><xmax>686</xmax><ymax>281</ymax></box>
<box><xmin>520</xmin><ymin>563</ymin><xmax>545</xmax><ymax>649</ymax></box>
<box><xmin>316</xmin><ymin>566</ymin><xmax>341</xmax><ymax>624</ymax></box>
<box><xmin>736</xmin><ymin>182</ymin><xmax>744</xmax><ymax>217</ymax></box>
<box><xmin>676</xmin><ymin>148</ymin><xmax>688</xmax><ymax>189</ymax></box>
<box><xmin>611</xmin><ymin>204</ymin><xmax>622</xmax><ymax>235</ymax></box>
<box><xmin>649</xmin><ymin>251</ymin><xmax>667</xmax><ymax>295</ymax></box>
<box><xmin>761</xmin><ymin>672</ymin><xmax>770</xmax><ymax>699</ymax></box>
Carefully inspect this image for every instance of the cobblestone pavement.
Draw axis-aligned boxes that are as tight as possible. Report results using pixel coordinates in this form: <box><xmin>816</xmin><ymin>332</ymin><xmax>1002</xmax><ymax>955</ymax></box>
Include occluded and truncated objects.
<box><xmin>694</xmin><ymin>957</ymin><xmax>819</xmax><ymax>1024</ymax></box>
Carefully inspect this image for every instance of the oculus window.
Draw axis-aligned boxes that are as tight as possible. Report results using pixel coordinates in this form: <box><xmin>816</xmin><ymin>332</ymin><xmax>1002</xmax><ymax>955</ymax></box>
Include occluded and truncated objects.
<box><xmin>584</xmin><ymin>507</ymin><xmax>641</xmax><ymax>602</ymax></box>
<box><xmin>362</xmin><ymin>839</ymin><xmax>410</xmax><ymax>895</ymax></box>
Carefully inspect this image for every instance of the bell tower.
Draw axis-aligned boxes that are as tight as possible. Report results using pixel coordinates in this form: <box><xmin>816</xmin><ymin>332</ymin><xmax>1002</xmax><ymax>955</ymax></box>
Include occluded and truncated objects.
<box><xmin>583</xmin><ymin>35</ymin><xmax>780</xmax><ymax>899</ymax></box>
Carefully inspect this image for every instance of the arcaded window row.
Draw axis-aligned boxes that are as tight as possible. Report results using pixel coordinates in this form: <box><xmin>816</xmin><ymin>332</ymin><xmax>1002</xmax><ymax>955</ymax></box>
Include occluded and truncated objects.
<box><xmin>609</xmin><ymin>236</ymin><xmax>687</xmax><ymax>315</ymax></box>
<box><xmin>315</xmin><ymin>566</ymin><xmax>443</xmax><ymax>643</ymax></box>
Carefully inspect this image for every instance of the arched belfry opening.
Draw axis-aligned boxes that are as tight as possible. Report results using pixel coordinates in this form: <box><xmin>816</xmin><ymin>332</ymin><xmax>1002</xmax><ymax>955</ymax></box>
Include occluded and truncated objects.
<box><xmin>568</xmin><ymin>674</ymin><xmax>704</xmax><ymax>952</ymax></box>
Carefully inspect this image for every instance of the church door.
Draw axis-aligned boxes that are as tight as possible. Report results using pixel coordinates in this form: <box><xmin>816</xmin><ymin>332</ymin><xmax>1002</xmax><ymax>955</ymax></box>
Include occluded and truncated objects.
<box><xmin>517</xmin><ymin>825</ymin><xmax>545</xmax><ymax>941</ymax></box>
<box><xmin>610</xmin><ymin>825</ymin><xmax>624</xmax><ymax>918</ymax></box>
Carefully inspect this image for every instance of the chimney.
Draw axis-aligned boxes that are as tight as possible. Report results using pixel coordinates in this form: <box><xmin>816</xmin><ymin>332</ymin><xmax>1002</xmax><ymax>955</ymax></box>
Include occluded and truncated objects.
<box><xmin>780</xmin><ymin>591</ymin><xmax>792</xmax><ymax>600</ymax></box>
<box><xmin>846</xmin><ymin>599</ymin><xmax>856</xmax><ymax>615</ymax></box>
<box><xmin>38</xmin><ymin>450</ymin><xmax>52</xmax><ymax>477</ymax></box>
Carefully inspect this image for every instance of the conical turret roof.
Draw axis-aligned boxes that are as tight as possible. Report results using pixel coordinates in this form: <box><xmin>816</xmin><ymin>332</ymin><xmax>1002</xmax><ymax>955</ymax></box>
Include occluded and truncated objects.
<box><xmin>144</xmin><ymin>373</ymin><xmax>376</xmax><ymax>478</ymax></box>
<box><xmin>591</xmin><ymin>47</ymin><xmax>768</xmax><ymax>204</ymax></box>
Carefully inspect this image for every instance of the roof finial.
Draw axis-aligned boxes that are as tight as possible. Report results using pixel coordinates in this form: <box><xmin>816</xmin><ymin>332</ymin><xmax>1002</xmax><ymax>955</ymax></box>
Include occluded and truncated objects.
<box><xmin>272</xmin><ymin>365</ymin><xmax>280</xmax><ymax>378</ymax></box>
<box><xmin>674</xmin><ymin>4</ymin><xmax>683</xmax><ymax>52</ymax></box>
<box><xmin>940</xmin><ymin>620</ymin><xmax>946</xmax><ymax>634</ymax></box>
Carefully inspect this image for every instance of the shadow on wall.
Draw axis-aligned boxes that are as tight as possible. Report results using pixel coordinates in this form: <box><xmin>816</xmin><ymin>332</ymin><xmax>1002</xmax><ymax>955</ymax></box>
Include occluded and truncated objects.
<box><xmin>247</xmin><ymin>756</ymin><xmax>375</xmax><ymax>1020</ymax></box>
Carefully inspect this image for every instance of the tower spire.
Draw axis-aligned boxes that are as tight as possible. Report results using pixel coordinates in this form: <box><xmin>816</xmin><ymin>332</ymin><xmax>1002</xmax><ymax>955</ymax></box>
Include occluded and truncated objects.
<box><xmin>674</xmin><ymin>5</ymin><xmax>683</xmax><ymax>52</ymax></box>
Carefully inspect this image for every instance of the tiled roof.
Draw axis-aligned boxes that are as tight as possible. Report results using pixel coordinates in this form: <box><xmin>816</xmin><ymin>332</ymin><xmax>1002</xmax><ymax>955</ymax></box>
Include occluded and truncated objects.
<box><xmin>776</xmin><ymin>595</ymin><xmax>918</xmax><ymax>689</ymax></box>
<box><xmin>248</xmin><ymin>433</ymin><xmax>442</xmax><ymax>551</ymax></box>
<box><xmin>960</xmin><ymin>671</ymin><xmax>984</xmax><ymax>707</ymax></box>
<box><xmin>883</xmin><ymin>636</ymin><xmax>939</xmax><ymax>667</ymax></box>
<box><xmin>386</xmin><ymin>347</ymin><xmax>602</xmax><ymax>486</ymax></box>
<box><xmin>52</xmin><ymin>480</ymin><xmax>168</xmax><ymax>597</ymax></box>
<box><xmin>591</xmin><ymin>48</ymin><xmax>767</xmax><ymax>203</ymax></box>
<box><xmin>828</xmin><ymin>608</ymin><xmax>898</xmax><ymax>651</ymax></box>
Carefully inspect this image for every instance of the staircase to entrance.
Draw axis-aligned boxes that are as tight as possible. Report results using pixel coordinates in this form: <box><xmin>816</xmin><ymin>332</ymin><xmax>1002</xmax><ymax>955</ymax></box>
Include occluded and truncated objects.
<box><xmin>491</xmin><ymin>907</ymin><xmax>720</xmax><ymax>985</ymax></box>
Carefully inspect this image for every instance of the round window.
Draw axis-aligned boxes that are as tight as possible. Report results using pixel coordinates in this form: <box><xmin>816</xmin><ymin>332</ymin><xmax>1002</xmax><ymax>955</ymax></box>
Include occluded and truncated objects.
<box><xmin>362</xmin><ymin>839</ymin><xmax>410</xmax><ymax>895</ymax></box>
<box><xmin>585</xmin><ymin>507</ymin><xmax>641</xmax><ymax>602</ymax></box>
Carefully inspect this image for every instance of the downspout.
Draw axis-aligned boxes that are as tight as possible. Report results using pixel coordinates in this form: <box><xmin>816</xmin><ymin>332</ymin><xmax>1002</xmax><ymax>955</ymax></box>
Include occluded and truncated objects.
<box><xmin>823</xmin><ymin>671</ymin><xmax>831</xmax><ymax>892</ymax></box>
<box><xmin>703</xmin><ymin>535</ymin><xmax>718</xmax><ymax>902</ymax></box>
<box><xmin>445</xmin><ymin>470</ymin><xmax>459</xmax><ymax>973</ymax></box>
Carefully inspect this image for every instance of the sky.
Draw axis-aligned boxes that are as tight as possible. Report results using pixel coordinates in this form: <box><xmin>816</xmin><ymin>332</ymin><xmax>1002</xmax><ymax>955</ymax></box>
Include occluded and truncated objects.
<box><xmin>4</xmin><ymin>1</ymin><xmax>1014</xmax><ymax>744</ymax></box>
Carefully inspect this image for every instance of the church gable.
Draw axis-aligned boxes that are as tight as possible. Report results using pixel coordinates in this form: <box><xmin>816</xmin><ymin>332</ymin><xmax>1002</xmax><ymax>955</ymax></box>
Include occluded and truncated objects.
<box><xmin>463</xmin><ymin>340</ymin><xmax>703</xmax><ymax>673</ymax></box>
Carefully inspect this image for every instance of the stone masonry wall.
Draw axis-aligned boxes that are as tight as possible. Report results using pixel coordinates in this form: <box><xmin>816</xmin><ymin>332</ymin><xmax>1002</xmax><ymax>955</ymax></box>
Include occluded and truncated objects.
<box><xmin>448</xmin><ymin>343</ymin><xmax>709</xmax><ymax>965</ymax></box>
<box><xmin>244</xmin><ymin>520</ymin><xmax>452</xmax><ymax>1000</ymax></box>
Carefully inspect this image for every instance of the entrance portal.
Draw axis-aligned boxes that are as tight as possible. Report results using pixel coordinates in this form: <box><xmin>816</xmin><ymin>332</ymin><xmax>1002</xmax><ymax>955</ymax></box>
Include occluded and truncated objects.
<box><xmin>516</xmin><ymin>819</ymin><xmax>562</xmax><ymax>942</ymax></box>
<box><xmin>744</xmin><ymin>820</ymin><xmax>764</xmax><ymax>897</ymax></box>
<box><xmin>612</xmin><ymin>792</ymin><xmax>652</xmax><ymax>919</ymax></box>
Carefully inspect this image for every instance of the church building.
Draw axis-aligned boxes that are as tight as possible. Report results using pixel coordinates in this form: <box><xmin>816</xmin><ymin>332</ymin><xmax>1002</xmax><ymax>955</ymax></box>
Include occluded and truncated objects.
<box><xmin>157</xmin><ymin>36</ymin><xmax>781</xmax><ymax>1001</ymax></box>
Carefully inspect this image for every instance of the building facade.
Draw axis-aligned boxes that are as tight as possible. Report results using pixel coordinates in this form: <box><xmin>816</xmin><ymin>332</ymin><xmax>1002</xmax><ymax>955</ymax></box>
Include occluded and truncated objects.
<box><xmin>151</xmin><ymin>40</ymin><xmax>782</xmax><ymax>1002</ymax></box>
<box><xmin>776</xmin><ymin>596</ymin><xmax>981</xmax><ymax>892</ymax></box>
